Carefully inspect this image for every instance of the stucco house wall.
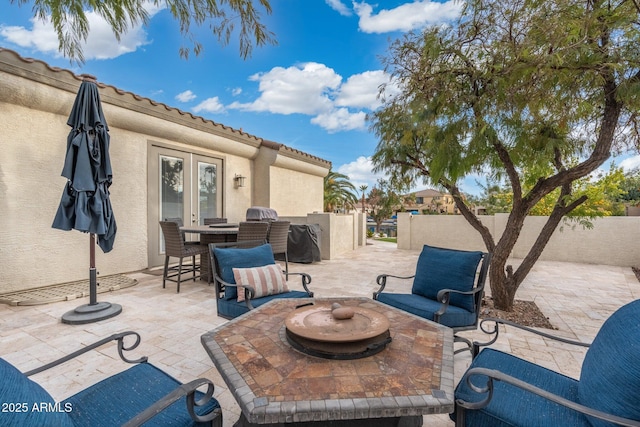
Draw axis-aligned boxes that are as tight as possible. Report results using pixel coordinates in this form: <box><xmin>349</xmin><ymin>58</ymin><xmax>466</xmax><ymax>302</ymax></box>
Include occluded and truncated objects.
<box><xmin>0</xmin><ymin>48</ymin><xmax>330</xmax><ymax>293</ymax></box>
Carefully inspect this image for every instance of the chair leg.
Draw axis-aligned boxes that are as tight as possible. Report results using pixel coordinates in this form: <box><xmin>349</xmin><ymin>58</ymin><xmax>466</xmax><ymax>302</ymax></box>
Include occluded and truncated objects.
<box><xmin>192</xmin><ymin>255</ymin><xmax>197</xmax><ymax>282</ymax></box>
<box><xmin>177</xmin><ymin>258</ymin><xmax>183</xmax><ymax>293</ymax></box>
<box><xmin>163</xmin><ymin>256</ymin><xmax>169</xmax><ymax>289</ymax></box>
<box><xmin>454</xmin><ymin>335</ymin><xmax>473</xmax><ymax>355</ymax></box>
<box><xmin>284</xmin><ymin>253</ymin><xmax>289</xmax><ymax>280</ymax></box>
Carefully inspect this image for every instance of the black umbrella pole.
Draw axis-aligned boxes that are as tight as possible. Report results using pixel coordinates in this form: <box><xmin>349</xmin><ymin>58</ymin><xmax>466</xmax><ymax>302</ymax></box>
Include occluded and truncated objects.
<box><xmin>61</xmin><ymin>234</ymin><xmax>122</xmax><ymax>324</ymax></box>
<box><xmin>90</xmin><ymin>233</ymin><xmax>97</xmax><ymax>305</ymax></box>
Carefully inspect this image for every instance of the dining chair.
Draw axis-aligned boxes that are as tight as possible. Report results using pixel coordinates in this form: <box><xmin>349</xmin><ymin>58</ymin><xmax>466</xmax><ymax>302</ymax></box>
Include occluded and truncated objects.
<box><xmin>164</xmin><ymin>217</ymin><xmax>200</xmax><ymax>245</ymax></box>
<box><xmin>236</xmin><ymin>221</ymin><xmax>269</xmax><ymax>248</ymax></box>
<box><xmin>267</xmin><ymin>220</ymin><xmax>291</xmax><ymax>279</ymax></box>
<box><xmin>159</xmin><ymin>221</ymin><xmax>208</xmax><ymax>293</ymax></box>
<box><xmin>203</xmin><ymin>218</ymin><xmax>227</xmax><ymax>225</ymax></box>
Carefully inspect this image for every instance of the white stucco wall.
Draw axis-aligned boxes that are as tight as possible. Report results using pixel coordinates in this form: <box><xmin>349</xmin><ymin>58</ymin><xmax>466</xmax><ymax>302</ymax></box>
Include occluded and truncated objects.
<box><xmin>399</xmin><ymin>213</ymin><xmax>640</xmax><ymax>267</ymax></box>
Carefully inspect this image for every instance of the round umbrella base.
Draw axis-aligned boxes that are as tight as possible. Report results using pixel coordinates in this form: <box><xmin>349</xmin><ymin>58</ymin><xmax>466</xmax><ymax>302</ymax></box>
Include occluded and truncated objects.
<box><xmin>62</xmin><ymin>302</ymin><xmax>122</xmax><ymax>325</ymax></box>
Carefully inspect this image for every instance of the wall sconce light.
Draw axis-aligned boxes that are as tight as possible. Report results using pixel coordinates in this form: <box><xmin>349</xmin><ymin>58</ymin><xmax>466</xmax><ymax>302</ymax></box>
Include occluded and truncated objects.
<box><xmin>234</xmin><ymin>174</ymin><xmax>246</xmax><ymax>188</ymax></box>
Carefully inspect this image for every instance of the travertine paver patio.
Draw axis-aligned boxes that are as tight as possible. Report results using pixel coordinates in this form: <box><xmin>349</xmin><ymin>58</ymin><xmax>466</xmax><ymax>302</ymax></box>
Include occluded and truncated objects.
<box><xmin>0</xmin><ymin>240</ymin><xmax>638</xmax><ymax>426</ymax></box>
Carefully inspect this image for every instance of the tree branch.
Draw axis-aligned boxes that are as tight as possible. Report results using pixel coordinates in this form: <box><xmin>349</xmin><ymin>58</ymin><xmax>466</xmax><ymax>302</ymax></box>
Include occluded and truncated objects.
<box><xmin>513</xmin><ymin>191</ymin><xmax>588</xmax><ymax>286</ymax></box>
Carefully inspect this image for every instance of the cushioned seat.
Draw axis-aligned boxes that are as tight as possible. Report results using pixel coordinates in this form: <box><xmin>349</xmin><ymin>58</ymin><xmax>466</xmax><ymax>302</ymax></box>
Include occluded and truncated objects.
<box><xmin>216</xmin><ymin>290</ymin><xmax>312</xmax><ymax>319</ymax></box>
<box><xmin>375</xmin><ymin>293</ymin><xmax>477</xmax><ymax>328</ymax></box>
<box><xmin>64</xmin><ymin>363</ymin><xmax>219</xmax><ymax>426</ymax></box>
<box><xmin>210</xmin><ymin>242</ymin><xmax>313</xmax><ymax>319</ymax></box>
<box><xmin>0</xmin><ymin>332</ymin><xmax>222</xmax><ymax>427</ymax></box>
<box><xmin>454</xmin><ymin>349</ymin><xmax>585</xmax><ymax>426</ymax></box>
<box><xmin>373</xmin><ymin>245</ymin><xmax>490</xmax><ymax>353</ymax></box>
<box><xmin>454</xmin><ymin>299</ymin><xmax>640</xmax><ymax>426</ymax></box>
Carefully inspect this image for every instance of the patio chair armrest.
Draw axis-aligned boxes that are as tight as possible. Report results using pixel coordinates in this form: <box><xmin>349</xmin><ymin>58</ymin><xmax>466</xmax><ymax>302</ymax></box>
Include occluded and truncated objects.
<box><xmin>123</xmin><ymin>378</ymin><xmax>223</xmax><ymax>427</ymax></box>
<box><xmin>288</xmin><ymin>272</ymin><xmax>313</xmax><ymax>295</ymax></box>
<box><xmin>472</xmin><ymin>318</ymin><xmax>590</xmax><ymax>358</ymax></box>
<box><xmin>214</xmin><ymin>275</ymin><xmax>239</xmax><ymax>290</ymax></box>
<box><xmin>24</xmin><ymin>331</ymin><xmax>147</xmax><ymax>376</ymax></box>
<box><xmin>456</xmin><ymin>367</ymin><xmax>640</xmax><ymax>427</ymax></box>
<box><xmin>215</xmin><ymin>274</ymin><xmax>254</xmax><ymax>310</ymax></box>
<box><xmin>434</xmin><ymin>287</ymin><xmax>484</xmax><ymax>318</ymax></box>
<box><xmin>373</xmin><ymin>274</ymin><xmax>415</xmax><ymax>299</ymax></box>
<box><xmin>243</xmin><ymin>272</ymin><xmax>314</xmax><ymax>309</ymax></box>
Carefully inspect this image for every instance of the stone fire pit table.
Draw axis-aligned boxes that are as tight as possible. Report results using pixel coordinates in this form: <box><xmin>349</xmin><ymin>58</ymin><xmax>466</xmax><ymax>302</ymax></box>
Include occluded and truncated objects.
<box><xmin>201</xmin><ymin>298</ymin><xmax>454</xmax><ymax>427</ymax></box>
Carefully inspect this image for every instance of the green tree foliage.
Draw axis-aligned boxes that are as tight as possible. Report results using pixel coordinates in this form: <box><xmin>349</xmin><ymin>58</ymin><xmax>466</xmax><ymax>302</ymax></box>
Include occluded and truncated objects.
<box><xmin>359</xmin><ymin>184</ymin><xmax>368</xmax><ymax>212</ymax></box>
<box><xmin>324</xmin><ymin>170</ymin><xmax>358</xmax><ymax>213</ymax></box>
<box><xmin>475</xmin><ymin>166</ymin><xmax>626</xmax><ymax>218</ymax></box>
<box><xmin>615</xmin><ymin>168</ymin><xmax>640</xmax><ymax>205</ymax></box>
<box><xmin>9</xmin><ymin>0</ymin><xmax>276</xmax><ymax>63</ymax></box>
<box><xmin>371</xmin><ymin>0</ymin><xmax>640</xmax><ymax>311</ymax></box>
<box><xmin>367</xmin><ymin>179</ymin><xmax>402</xmax><ymax>233</ymax></box>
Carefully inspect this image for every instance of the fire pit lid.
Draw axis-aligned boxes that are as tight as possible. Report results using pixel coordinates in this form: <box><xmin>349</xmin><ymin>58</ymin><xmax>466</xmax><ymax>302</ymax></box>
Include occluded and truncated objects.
<box><xmin>284</xmin><ymin>302</ymin><xmax>390</xmax><ymax>343</ymax></box>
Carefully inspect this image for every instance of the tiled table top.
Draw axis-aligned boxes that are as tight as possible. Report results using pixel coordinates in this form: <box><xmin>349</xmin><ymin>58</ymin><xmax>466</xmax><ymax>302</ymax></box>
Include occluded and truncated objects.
<box><xmin>201</xmin><ymin>298</ymin><xmax>454</xmax><ymax>425</ymax></box>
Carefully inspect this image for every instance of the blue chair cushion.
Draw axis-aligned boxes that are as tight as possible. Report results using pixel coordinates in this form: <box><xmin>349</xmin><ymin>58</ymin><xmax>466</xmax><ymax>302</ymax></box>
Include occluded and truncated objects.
<box><xmin>217</xmin><ymin>290</ymin><xmax>310</xmax><ymax>319</ymax></box>
<box><xmin>454</xmin><ymin>348</ymin><xmax>588</xmax><ymax>427</ymax></box>
<box><xmin>62</xmin><ymin>362</ymin><xmax>220</xmax><ymax>426</ymax></box>
<box><xmin>376</xmin><ymin>293</ymin><xmax>476</xmax><ymax>328</ymax></box>
<box><xmin>578</xmin><ymin>299</ymin><xmax>640</xmax><ymax>427</ymax></box>
<box><xmin>0</xmin><ymin>358</ymin><xmax>74</xmax><ymax>427</ymax></box>
<box><xmin>214</xmin><ymin>243</ymin><xmax>276</xmax><ymax>300</ymax></box>
<box><xmin>412</xmin><ymin>245</ymin><xmax>483</xmax><ymax>312</ymax></box>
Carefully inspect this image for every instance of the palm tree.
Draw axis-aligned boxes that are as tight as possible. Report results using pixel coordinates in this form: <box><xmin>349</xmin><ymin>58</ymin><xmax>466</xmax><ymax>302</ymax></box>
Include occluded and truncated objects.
<box><xmin>324</xmin><ymin>170</ymin><xmax>358</xmax><ymax>213</ymax></box>
<box><xmin>359</xmin><ymin>185</ymin><xmax>368</xmax><ymax>213</ymax></box>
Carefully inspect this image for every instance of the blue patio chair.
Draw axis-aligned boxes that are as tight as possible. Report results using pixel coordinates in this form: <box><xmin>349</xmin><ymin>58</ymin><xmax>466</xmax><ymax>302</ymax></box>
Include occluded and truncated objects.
<box><xmin>453</xmin><ymin>299</ymin><xmax>640</xmax><ymax>426</ymax></box>
<box><xmin>209</xmin><ymin>242</ymin><xmax>313</xmax><ymax>319</ymax></box>
<box><xmin>0</xmin><ymin>331</ymin><xmax>222</xmax><ymax>426</ymax></box>
<box><xmin>373</xmin><ymin>244</ymin><xmax>490</xmax><ymax>354</ymax></box>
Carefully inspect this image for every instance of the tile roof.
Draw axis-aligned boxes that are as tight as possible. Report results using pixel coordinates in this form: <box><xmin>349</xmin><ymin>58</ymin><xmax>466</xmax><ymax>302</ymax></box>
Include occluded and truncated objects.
<box><xmin>0</xmin><ymin>47</ymin><xmax>331</xmax><ymax>168</ymax></box>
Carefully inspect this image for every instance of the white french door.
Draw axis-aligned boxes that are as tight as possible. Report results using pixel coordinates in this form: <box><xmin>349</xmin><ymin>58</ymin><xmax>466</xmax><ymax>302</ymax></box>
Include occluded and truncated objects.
<box><xmin>147</xmin><ymin>145</ymin><xmax>223</xmax><ymax>267</ymax></box>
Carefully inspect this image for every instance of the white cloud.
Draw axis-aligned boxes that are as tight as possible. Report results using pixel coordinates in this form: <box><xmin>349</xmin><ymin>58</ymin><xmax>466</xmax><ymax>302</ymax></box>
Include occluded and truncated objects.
<box><xmin>311</xmin><ymin>108</ymin><xmax>366</xmax><ymax>133</ymax></box>
<box><xmin>228</xmin><ymin>62</ymin><xmax>342</xmax><ymax>115</ymax></box>
<box><xmin>336</xmin><ymin>70</ymin><xmax>400</xmax><ymax>110</ymax></box>
<box><xmin>225</xmin><ymin>62</ymin><xmax>400</xmax><ymax>132</ymax></box>
<box><xmin>337</xmin><ymin>156</ymin><xmax>386</xmax><ymax>189</ymax></box>
<box><xmin>231</xmin><ymin>87</ymin><xmax>242</xmax><ymax>96</ymax></box>
<box><xmin>175</xmin><ymin>90</ymin><xmax>196</xmax><ymax>102</ymax></box>
<box><xmin>620</xmin><ymin>155</ymin><xmax>640</xmax><ymax>171</ymax></box>
<box><xmin>354</xmin><ymin>0</ymin><xmax>461</xmax><ymax>33</ymax></box>
<box><xmin>0</xmin><ymin>4</ymin><xmax>161</xmax><ymax>60</ymax></box>
<box><xmin>193</xmin><ymin>97</ymin><xmax>225</xmax><ymax>114</ymax></box>
<box><xmin>325</xmin><ymin>0</ymin><xmax>352</xmax><ymax>16</ymax></box>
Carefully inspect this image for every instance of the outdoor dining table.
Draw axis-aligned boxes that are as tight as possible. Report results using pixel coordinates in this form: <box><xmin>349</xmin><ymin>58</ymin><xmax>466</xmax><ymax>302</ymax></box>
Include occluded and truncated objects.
<box><xmin>180</xmin><ymin>224</ymin><xmax>239</xmax><ymax>281</ymax></box>
<box><xmin>201</xmin><ymin>297</ymin><xmax>454</xmax><ymax>427</ymax></box>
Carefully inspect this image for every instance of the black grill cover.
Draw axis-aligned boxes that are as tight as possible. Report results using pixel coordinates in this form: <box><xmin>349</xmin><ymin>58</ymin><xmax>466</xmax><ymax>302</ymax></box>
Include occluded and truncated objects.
<box><xmin>285</xmin><ymin>224</ymin><xmax>321</xmax><ymax>263</ymax></box>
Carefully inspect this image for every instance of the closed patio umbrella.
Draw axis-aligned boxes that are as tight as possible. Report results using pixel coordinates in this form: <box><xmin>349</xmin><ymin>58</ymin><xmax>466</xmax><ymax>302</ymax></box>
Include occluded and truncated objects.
<box><xmin>53</xmin><ymin>74</ymin><xmax>121</xmax><ymax>324</ymax></box>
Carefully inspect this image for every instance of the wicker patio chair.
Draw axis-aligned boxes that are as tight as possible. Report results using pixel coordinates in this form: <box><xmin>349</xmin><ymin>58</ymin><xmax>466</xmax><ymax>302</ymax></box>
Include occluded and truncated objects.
<box><xmin>373</xmin><ymin>244</ymin><xmax>490</xmax><ymax>354</ymax></box>
<box><xmin>267</xmin><ymin>220</ymin><xmax>291</xmax><ymax>279</ymax></box>
<box><xmin>164</xmin><ymin>217</ymin><xmax>200</xmax><ymax>245</ymax></box>
<box><xmin>0</xmin><ymin>331</ymin><xmax>222</xmax><ymax>426</ymax></box>
<box><xmin>453</xmin><ymin>299</ymin><xmax>640</xmax><ymax>426</ymax></box>
<box><xmin>236</xmin><ymin>221</ymin><xmax>269</xmax><ymax>248</ymax></box>
<box><xmin>159</xmin><ymin>221</ymin><xmax>208</xmax><ymax>293</ymax></box>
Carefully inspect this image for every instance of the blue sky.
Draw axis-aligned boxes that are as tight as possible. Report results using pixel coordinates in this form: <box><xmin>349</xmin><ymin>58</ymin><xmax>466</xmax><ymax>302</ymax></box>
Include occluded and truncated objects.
<box><xmin>1</xmin><ymin>0</ymin><xmax>639</xmax><ymax>196</ymax></box>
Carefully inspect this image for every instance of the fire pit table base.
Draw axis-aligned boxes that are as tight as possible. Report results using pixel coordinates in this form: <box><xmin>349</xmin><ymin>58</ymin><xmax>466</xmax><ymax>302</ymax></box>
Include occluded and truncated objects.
<box><xmin>234</xmin><ymin>413</ymin><xmax>422</xmax><ymax>427</ymax></box>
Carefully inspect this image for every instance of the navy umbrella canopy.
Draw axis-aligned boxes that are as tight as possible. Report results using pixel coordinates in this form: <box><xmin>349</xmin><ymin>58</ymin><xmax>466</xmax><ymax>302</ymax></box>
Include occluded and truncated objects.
<box><xmin>53</xmin><ymin>74</ymin><xmax>121</xmax><ymax>324</ymax></box>
<box><xmin>53</xmin><ymin>74</ymin><xmax>116</xmax><ymax>252</ymax></box>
